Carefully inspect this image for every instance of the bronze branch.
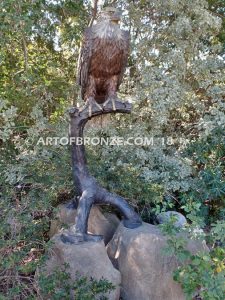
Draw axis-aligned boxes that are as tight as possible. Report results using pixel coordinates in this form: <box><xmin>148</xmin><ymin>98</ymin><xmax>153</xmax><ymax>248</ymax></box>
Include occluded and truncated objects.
<box><xmin>61</xmin><ymin>99</ymin><xmax>142</xmax><ymax>244</ymax></box>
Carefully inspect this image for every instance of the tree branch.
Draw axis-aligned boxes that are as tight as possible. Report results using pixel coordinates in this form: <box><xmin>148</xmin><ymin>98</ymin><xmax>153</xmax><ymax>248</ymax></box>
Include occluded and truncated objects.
<box><xmin>22</xmin><ymin>36</ymin><xmax>28</xmax><ymax>72</ymax></box>
<box><xmin>61</xmin><ymin>98</ymin><xmax>142</xmax><ymax>244</ymax></box>
<box><xmin>68</xmin><ymin>99</ymin><xmax>132</xmax><ymax>121</ymax></box>
<box><xmin>88</xmin><ymin>0</ymin><xmax>99</xmax><ymax>27</ymax></box>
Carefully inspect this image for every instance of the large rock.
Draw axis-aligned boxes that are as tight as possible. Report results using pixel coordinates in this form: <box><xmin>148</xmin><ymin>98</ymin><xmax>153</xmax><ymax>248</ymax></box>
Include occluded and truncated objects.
<box><xmin>40</xmin><ymin>231</ymin><xmax>121</xmax><ymax>300</ymax></box>
<box><xmin>107</xmin><ymin>222</ymin><xmax>208</xmax><ymax>300</ymax></box>
<box><xmin>156</xmin><ymin>211</ymin><xmax>187</xmax><ymax>228</ymax></box>
<box><xmin>49</xmin><ymin>201</ymin><xmax>120</xmax><ymax>244</ymax></box>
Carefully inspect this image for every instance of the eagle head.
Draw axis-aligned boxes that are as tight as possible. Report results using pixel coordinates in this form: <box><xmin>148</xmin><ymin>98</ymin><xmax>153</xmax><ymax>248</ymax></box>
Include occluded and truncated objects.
<box><xmin>99</xmin><ymin>7</ymin><xmax>122</xmax><ymax>24</ymax></box>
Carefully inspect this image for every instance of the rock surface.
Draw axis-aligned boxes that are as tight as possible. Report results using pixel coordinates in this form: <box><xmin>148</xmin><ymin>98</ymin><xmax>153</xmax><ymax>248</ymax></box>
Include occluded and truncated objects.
<box><xmin>49</xmin><ymin>201</ymin><xmax>120</xmax><ymax>244</ymax></box>
<box><xmin>41</xmin><ymin>231</ymin><xmax>121</xmax><ymax>300</ymax></box>
<box><xmin>107</xmin><ymin>222</ymin><xmax>208</xmax><ymax>300</ymax></box>
<box><xmin>156</xmin><ymin>211</ymin><xmax>187</xmax><ymax>228</ymax></box>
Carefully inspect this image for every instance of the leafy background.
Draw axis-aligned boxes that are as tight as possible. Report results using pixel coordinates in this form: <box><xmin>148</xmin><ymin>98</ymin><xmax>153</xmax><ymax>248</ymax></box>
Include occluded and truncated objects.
<box><xmin>0</xmin><ymin>0</ymin><xmax>224</xmax><ymax>299</ymax></box>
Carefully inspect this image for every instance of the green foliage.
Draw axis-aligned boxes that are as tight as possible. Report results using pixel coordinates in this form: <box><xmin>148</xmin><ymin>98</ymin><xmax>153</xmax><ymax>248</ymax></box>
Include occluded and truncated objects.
<box><xmin>179</xmin><ymin>127</ymin><xmax>225</xmax><ymax>225</ymax></box>
<box><xmin>0</xmin><ymin>0</ymin><xmax>86</xmax><ymax>122</ymax></box>
<box><xmin>0</xmin><ymin>101</ymin><xmax>74</xmax><ymax>298</ymax></box>
<box><xmin>208</xmin><ymin>0</ymin><xmax>225</xmax><ymax>46</ymax></box>
<box><xmin>89</xmin><ymin>0</ymin><xmax>225</xmax><ymax>197</ymax></box>
<box><xmin>38</xmin><ymin>265</ymin><xmax>114</xmax><ymax>300</ymax></box>
<box><xmin>0</xmin><ymin>1</ymin><xmax>111</xmax><ymax>298</ymax></box>
<box><xmin>88</xmin><ymin>149</ymin><xmax>164</xmax><ymax>222</ymax></box>
<box><xmin>161</xmin><ymin>219</ymin><xmax>225</xmax><ymax>300</ymax></box>
<box><xmin>0</xmin><ymin>0</ymin><xmax>225</xmax><ymax>299</ymax></box>
<box><xmin>159</xmin><ymin>125</ymin><xmax>225</xmax><ymax>299</ymax></box>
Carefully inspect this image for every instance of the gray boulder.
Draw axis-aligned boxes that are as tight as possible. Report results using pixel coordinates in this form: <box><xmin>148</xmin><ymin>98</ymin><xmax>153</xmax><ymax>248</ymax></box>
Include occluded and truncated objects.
<box><xmin>107</xmin><ymin>222</ymin><xmax>208</xmax><ymax>300</ymax></box>
<box><xmin>38</xmin><ymin>230</ymin><xmax>121</xmax><ymax>300</ymax></box>
<box><xmin>157</xmin><ymin>211</ymin><xmax>187</xmax><ymax>228</ymax></box>
<box><xmin>49</xmin><ymin>201</ymin><xmax>120</xmax><ymax>244</ymax></box>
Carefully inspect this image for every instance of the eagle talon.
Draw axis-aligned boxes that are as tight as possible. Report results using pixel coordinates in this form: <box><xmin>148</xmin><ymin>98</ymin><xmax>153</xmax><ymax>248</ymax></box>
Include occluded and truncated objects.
<box><xmin>103</xmin><ymin>97</ymin><xmax>117</xmax><ymax>111</ymax></box>
<box><xmin>86</xmin><ymin>97</ymin><xmax>103</xmax><ymax>117</ymax></box>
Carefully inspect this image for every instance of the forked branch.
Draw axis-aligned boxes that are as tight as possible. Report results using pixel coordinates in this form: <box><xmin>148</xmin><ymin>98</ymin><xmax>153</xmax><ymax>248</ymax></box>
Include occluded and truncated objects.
<box><xmin>61</xmin><ymin>99</ymin><xmax>142</xmax><ymax>244</ymax></box>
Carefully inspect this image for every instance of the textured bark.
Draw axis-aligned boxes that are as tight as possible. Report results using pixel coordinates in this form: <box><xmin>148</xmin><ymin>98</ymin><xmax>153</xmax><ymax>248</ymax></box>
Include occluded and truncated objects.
<box><xmin>61</xmin><ymin>99</ymin><xmax>142</xmax><ymax>244</ymax></box>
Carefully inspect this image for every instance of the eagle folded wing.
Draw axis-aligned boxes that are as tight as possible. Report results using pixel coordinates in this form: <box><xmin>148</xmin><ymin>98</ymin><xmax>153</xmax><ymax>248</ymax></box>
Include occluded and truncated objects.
<box><xmin>117</xmin><ymin>30</ymin><xmax>130</xmax><ymax>89</ymax></box>
<box><xmin>77</xmin><ymin>28</ymin><xmax>93</xmax><ymax>100</ymax></box>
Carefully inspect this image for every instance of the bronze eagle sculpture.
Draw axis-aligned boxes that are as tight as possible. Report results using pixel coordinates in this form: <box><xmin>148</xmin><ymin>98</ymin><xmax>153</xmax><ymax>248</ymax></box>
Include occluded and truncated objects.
<box><xmin>77</xmin><ymin>7</ymin><xmax>130</xmax><ymax>116</ymax></box>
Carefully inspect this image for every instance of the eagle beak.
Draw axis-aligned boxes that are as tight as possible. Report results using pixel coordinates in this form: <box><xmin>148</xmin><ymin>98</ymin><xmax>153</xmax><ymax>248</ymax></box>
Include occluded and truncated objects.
<box><xmin>111</xmin><ymin>20</ymin><xmax>120</xmax><ymax>24</ymax></box>
<box><xmin>111</xmin><ymin>11</ymin><xmax>121</xmax><ymax>23</ymax></box>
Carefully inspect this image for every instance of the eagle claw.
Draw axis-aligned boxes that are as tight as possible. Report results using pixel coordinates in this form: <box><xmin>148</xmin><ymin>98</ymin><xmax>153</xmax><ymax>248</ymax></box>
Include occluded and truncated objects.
<box><xmin>103</xmin><ymin>96</ymin><xmax>117</xmax><ymax>111</ymax></box>
<box><xmin>86</xmin><ymin>97</ymin><xmax>103</xmax><ymax>117</ymax></box>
